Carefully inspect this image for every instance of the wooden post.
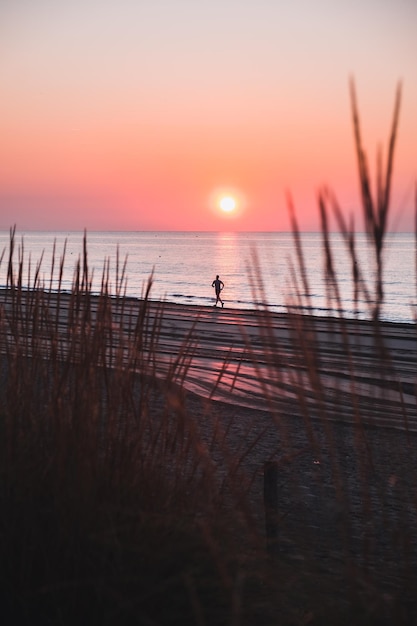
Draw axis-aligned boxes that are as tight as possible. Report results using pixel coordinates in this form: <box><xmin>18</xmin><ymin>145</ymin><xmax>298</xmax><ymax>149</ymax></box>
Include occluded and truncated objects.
<box><xmin>264</xmin><ymin>461</ymin><xmax>279</xmax><ymax>559</ymax></box>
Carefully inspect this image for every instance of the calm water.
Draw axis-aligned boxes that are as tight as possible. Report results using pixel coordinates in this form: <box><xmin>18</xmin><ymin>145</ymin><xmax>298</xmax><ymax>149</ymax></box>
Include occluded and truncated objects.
<box><xmin>0</xmin><ymin>230</ymin><xmax>416</xmax><ymax>323</ymax></box>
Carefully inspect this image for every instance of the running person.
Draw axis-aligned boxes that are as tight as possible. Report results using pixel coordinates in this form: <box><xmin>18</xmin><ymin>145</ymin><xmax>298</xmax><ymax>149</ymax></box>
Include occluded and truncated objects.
<box><xmin>212</xmin><ymin>275</ymin><xmax>224</xmax><ymax>308</ymax></box>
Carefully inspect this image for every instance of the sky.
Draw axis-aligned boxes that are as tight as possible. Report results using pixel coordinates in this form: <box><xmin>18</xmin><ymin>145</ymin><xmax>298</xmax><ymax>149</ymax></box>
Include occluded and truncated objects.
<box><xmin>0</xmin><ymin>0</ymin><xmax>416</xmax><ymax>232</ymax></box>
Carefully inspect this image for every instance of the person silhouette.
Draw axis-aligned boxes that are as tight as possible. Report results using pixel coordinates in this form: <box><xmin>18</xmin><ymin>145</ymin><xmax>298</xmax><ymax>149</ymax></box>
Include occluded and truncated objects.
<box><xmin>212</xmin><ymin>275</ymin><xmax>224</xmax><ymax>308</ymax></box>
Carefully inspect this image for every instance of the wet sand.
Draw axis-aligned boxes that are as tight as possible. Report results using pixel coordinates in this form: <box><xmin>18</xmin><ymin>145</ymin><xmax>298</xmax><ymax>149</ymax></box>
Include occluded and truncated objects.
<box><xmin>1</xmin><ymin>289</ymin><xmax>416</xmax><ymax>429</ymax></box>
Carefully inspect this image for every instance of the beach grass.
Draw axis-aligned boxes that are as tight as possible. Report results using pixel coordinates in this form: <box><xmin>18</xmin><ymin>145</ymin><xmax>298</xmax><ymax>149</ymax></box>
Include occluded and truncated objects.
<box><xmin>0</xmin><ymin>241</ymin><xmax>262</xmax><ymax>624</ymax></box>
<box><xmin>1</xmin><ymin>84</ymin><xmax>417</xmax><ymax>625</ymax></box>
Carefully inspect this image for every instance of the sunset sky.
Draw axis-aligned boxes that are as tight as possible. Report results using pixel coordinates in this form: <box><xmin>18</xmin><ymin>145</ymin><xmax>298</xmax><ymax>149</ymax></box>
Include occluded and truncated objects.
<box><xmin>0</xmin><ymin>0</ymin><xmax>416</xmax><ymax>232</ymax></box>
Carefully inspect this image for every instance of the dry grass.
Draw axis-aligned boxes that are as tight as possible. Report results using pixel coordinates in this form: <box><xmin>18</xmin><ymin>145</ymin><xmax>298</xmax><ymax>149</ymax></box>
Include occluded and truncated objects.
<box><xmin>0</xmin><ymin>239</ymin><xmax>263</xmax><ymax>625</ymax></box>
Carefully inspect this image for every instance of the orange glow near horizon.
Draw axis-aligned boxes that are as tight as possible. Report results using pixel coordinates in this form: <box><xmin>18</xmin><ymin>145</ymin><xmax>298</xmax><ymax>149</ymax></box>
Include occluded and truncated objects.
<box><xmin>0</xmin><ymin>2</ymin><xmax>416</xmax><ymax>232</ymax></box>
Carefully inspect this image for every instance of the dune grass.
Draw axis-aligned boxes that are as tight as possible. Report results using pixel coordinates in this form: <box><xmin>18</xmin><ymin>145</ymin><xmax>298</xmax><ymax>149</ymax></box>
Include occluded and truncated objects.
<box><xmin>1</xmin><ymin>84</ymin><xmax>417</xmax><ymax>625</ymax></box>
<box><xmin>0</xmin><ymin>239</ymin><xmax>264</xmax><ymax>625</ymax></box>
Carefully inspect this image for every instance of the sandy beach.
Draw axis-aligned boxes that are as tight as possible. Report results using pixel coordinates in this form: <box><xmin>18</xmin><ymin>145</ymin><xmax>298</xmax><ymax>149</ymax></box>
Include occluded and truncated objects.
<box><xmin>1</xmin><ymin>288</ymin><xmax>416</xmax><ymax>429</ymax></box>
<box><xmin>145</xmin><ymin>299</ymin><xmax>417</xmax><ymax>429</ymax></box>
<box><xmin>1</xmin><ymin>288</ymin><xmax>417</xmax><ymax>597</ymax></box>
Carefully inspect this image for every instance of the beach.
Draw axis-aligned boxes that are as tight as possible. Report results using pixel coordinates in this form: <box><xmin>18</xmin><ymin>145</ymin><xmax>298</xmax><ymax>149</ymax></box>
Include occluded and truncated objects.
<box><xmin>2</xmin><ymin>1</ymin><xmax>416</xmax><ymax>619</ymax></box>
<box><xmin>2</xmin><ymin>288</ymin><xmax>414</xmax><ymax>427</ymax></box>
<box><xmin>132</xmin><ymin>297</ymin><xmax>417</xmax><ymax>593</ymax></box>
<box><xmin>1</xmin><ymin>288</ymin><xmax>417</xmax><ymax>603</ymax></box>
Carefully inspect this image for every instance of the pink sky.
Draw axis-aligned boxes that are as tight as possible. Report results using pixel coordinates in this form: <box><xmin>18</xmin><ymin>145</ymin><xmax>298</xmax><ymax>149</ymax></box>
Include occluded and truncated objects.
<box><xmin>0</xmin><ymin>0</ymin><xmax>416</xmax><ymax>231</ymax></box>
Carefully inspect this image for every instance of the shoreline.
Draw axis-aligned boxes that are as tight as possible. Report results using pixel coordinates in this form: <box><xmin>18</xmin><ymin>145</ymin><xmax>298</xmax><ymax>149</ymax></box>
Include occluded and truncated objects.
<box><xmin>1</xmin><ymin>287</ymin><xmax>416</xmax><ymax>430</ymax></box>
<box><xmin>1</xmin><ymin>285</ymin><xmax>416</xmax><ymax>327</ymax></box>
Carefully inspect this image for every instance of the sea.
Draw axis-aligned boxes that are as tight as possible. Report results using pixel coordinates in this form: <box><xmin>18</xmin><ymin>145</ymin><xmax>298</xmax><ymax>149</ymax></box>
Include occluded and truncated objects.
<box><xmin>0</xmin><ymin>230</ymin><xmax>416</xmax><ymax>324</ymax></box>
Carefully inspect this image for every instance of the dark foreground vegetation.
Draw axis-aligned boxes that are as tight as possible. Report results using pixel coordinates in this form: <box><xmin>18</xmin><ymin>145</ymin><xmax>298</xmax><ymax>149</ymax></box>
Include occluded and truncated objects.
<box><xmin>1</xmin><ymin>84</ymin><xmax>417</xmax><ymax>624</ymax></box>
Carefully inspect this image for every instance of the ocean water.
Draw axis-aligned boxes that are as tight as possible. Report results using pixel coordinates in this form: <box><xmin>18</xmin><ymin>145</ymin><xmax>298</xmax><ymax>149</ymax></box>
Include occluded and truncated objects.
<box><xmin>0</xmin><ymin>230</ymin><xmax>416</xmax><ymax>323</ymax></box>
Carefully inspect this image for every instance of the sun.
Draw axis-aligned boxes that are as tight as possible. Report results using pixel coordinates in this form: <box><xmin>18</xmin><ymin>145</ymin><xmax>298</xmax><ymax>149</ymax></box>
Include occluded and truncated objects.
<box><xmin>208</xmin><ymin>187</ymin><xmax>246</xmax><ymax>221</ymax></box>
<box><xmin>219</xmin><ymin>196</ymin><xmax>236</xmax><ymax>213</ymax></box>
